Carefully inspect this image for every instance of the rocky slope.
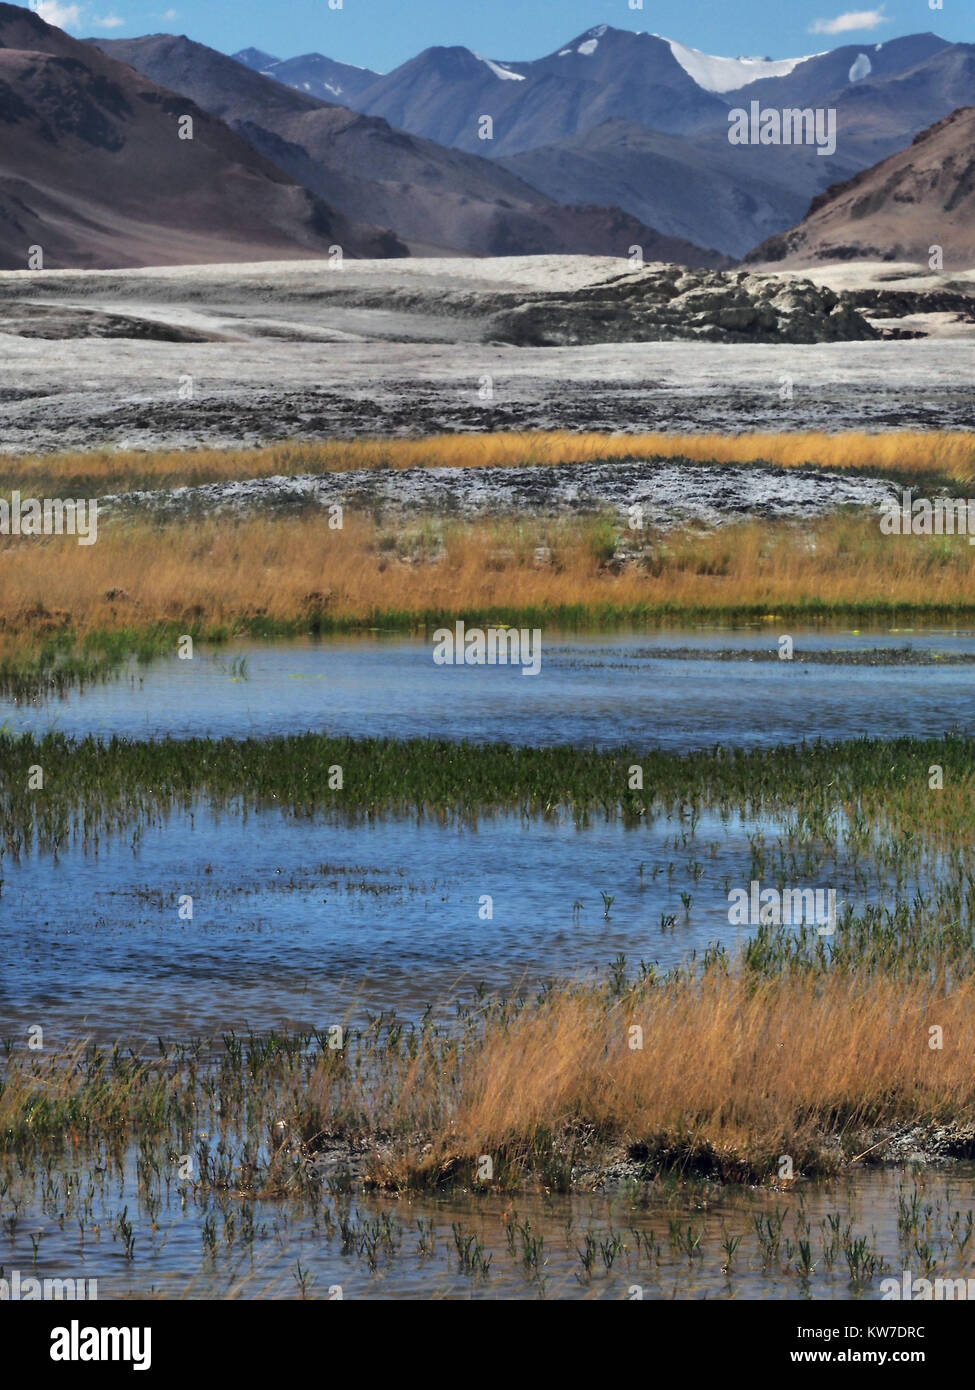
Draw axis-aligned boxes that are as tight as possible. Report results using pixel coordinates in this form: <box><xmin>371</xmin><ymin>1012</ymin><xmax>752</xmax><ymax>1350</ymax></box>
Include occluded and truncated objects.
<box><xmin>0</xmin><ymin>4</ymin><xmax>404</xmax><ymax>269</ymax></box>
<box><xmin>746</xmin><ymin>106</ymin><xmax>975</xmax><ymax>269</ymax></box>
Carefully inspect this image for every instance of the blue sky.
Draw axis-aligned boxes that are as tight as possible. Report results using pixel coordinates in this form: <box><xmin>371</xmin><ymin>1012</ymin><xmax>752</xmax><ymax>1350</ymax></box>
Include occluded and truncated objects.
<box><xmin>28</xmin><ymin>1</ymin><xmax>969</xmax><ymax>72</ymax></box>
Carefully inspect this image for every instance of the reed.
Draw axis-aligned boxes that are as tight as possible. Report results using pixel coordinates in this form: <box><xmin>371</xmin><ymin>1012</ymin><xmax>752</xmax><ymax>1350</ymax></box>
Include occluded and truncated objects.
<box><xmin>329</xmin><ymin>968</ymin><xmax>975</xmax><ymax>1188</ymax></box>
<box><xmin>4</xmin><ymin>958</ymin><xmax>975</xmax><ymax>1189</ymax></box>
<box><xmin>1</xmin><ymin>730</ymin><xmax>973</xmax><ymax>848</ymax></box>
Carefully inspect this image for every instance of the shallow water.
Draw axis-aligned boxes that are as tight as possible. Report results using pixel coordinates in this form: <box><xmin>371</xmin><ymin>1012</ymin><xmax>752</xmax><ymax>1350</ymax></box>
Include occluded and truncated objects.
<box><xmin>6</xmin><ymin>626</ymin><xmax>975</xmax><ymax>748</ymax></box>
<box><xmin>0</xmin><ymin>623</ymin><xmax>962</xmax><ymax>1047</ymax></box>
<box><xmin>3</xmin><ymin>624</ymin><xmax>972</xmax><ymax>1302</ymax></box>
<box><xmin>0</xmin><ymin>805</ymin><xmax>870</xmax><ymax>1046</ymax></box>
<box><xmin>4</xmin><ymin>1155</ymin><xmax>974</xmax><ymax>1300</ymax></box>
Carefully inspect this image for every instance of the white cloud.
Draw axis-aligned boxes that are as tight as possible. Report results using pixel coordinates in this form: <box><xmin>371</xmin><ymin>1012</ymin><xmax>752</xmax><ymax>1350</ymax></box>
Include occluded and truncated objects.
<box><xmin>809</xmin><ymin>7</ymin><xmax>889</xmax><ymax>35</ymax></box>
<box><xmin>31</xmin><ymin>1</ymin><xmax>83</xmax><ymax>27</ymax></box>
<box><xmin>162</xmin><ymin>8</ymin><xmax>178</xmax><ymax>17</ymax></box>
<box><xmin>93</xmin><ymin>13</ymin><xmax>126</xmax><ymax>27</ymax></box>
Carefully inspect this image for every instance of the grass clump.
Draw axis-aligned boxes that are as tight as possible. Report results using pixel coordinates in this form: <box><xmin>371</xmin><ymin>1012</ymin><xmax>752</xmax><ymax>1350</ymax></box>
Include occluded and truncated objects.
<box><xmin>5</xmin><ymin>951</ymin><xmax>975</xmax><ymax>1192</ymax></box>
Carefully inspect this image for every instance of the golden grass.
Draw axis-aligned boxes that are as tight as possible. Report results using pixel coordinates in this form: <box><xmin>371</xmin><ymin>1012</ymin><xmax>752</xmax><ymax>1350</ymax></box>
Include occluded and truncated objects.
<box><xmin>4</xmin><ymin>430</ymin><xmax>975</xmax><ymax>495</ymax></box>
<box><xmin>3</xmin><ymin>429</ymin><xmax>971</xmax><ymax>663</ymax></box>
<box><xmin>346</xmin><ymin>969</ymin><xmax>975</xmax><ymax>1186</ymax></box>
<box><xmin>6</xmin><ymin>968</ymin><xmax>973</xmax><ymax>1186</ymax></box>
<box><xmin>1</xmin><ymin>508</ymin><xmax>974</xmax><ymax>658</ymax></box>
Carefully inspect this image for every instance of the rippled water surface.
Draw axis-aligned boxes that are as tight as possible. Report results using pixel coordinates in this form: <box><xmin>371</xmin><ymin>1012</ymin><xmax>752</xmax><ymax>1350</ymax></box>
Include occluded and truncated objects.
<box><xmin>6</xmin><ymin>1161</ymin><xmax>975</xmax><ymax>1301</ymax></box>
<box><xmin>3</xmin><ymin>624</ymin><xmax>973</xmax><ymax>1300</ymax></box>
<box><xmin>2</xmin><ymin>805</ymin><xmax>881</xmax><ymax>1044</ymax></box>
<box><xmin>4</xmin><ymin>626</ymin><xmax>975</xmax><ymax>748</ymax></box>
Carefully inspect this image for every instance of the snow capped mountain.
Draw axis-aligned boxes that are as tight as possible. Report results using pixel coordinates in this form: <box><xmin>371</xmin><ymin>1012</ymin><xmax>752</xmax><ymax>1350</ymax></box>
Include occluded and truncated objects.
<box><xmin>217</xmin><ymin>23</ymin><xmax>974</xmax><ymax>257</ymax></box>
<box><xmin>235</xmin><ymin>30</ymin><xmax>821</xmax><ymax>99</ymax></box>
<box><xmin>225</xmin><ymin>25</ymin><xmax>966</xmax><ymax>170</ymax></box>
<box><xmin>339</xmin><ymin>30</ymin><xmax>729</xmax><ymax>151</ymax></box>
<box><xmin>653</xmin><ymin>36</ymin><xmax>820</xmax><ymax>93</ymax></box>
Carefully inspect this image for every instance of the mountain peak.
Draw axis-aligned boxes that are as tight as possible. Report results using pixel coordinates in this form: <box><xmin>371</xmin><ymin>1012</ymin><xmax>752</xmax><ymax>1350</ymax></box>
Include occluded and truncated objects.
<box><xmin>553</xmin><ymin>25</ymin><xmax>653</xmax><ymax>55</ymax></box>
<box><xmin>233</xmin><ymin>47</ymin><xmax>280</xmax><ymax>71</ymax></box>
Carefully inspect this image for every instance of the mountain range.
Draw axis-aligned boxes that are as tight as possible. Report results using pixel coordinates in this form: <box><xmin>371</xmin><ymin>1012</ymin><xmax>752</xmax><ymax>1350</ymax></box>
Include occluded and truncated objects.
<box><xmin>94</xmin><ymin>32</ymin><xmax>726</xmax><ymax>263</ymax></box>
<box><xmin>234</xmin><ymin>25</ymin><xmax>975</xmax><ymax>258</ymax></box>
<box><xmin>0</xmin><ymin>6</ymin><xmax>972</xmax><ymax>272</ymax></box>
<box><xmin>235</xmin><ymin>26</ymin><xmax>971</xmax><ymax>159</ymax></box>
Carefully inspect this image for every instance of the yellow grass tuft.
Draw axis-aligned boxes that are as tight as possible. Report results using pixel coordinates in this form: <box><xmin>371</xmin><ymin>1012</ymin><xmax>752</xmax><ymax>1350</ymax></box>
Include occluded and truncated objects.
<box><xmin>338</xmin><ymin>969</ymin><xmax>975</xmax><ymax>1186</ymax></box>
<box><xmin>3</xmin><ymin>430</ymin><xmax>974</xmax><ymax>495</ymax></box>
<box><xmin>0</xmin><ymin>509</ymin><xmax>973</xmax><ymax>658</ymax></box>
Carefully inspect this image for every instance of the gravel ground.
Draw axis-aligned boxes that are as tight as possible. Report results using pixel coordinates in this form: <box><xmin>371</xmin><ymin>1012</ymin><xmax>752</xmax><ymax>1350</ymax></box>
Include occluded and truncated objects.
<box><xmin>1</xmin><ymin>339</ymin><xmax>972</xmax><ymax>454</ymax></box>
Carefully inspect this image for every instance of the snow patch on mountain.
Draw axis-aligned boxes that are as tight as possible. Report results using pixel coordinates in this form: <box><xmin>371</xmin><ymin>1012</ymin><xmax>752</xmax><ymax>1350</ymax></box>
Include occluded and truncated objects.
<box><xmin>849</xmin><ymin>52</ymin><xmax>872</xmax><ymax>82</ymax></box>
<box><xmin>475</xmin><ymin>54</ymin><xmax>525</xmax><ymax>81</ymax></box>
<box><xmin>656</xmin><ymin>35</ymin><xmax>815</xmax><ymax>93</ymax></box>
<box><xmin>577</xmin><ymin>39</ymin><xmax>599</xmax><ymax>55</ymax></box>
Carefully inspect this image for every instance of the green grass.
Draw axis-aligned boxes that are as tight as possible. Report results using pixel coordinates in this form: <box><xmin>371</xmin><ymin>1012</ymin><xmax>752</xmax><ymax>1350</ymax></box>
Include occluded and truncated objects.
<box><xmin>0</xmin><ymin>727</ymin><xmax>970</xmax><ymax>821</ymax></box>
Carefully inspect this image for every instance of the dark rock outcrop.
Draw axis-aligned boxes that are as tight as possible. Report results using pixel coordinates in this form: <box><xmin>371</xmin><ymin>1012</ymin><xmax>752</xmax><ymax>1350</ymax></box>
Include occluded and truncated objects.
<box><xmin>484</xmin><ymin>264</ymin><xmax>878</xmax><ymax>345</ymax></box>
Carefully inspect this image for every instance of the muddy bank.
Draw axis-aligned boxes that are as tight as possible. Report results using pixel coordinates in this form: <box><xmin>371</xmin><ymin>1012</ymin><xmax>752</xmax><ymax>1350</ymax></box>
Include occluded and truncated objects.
<box><xmin>301</xmin><ymin>1122</ymin><xmax>975</xmax><ymax>1194</ymax></box>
